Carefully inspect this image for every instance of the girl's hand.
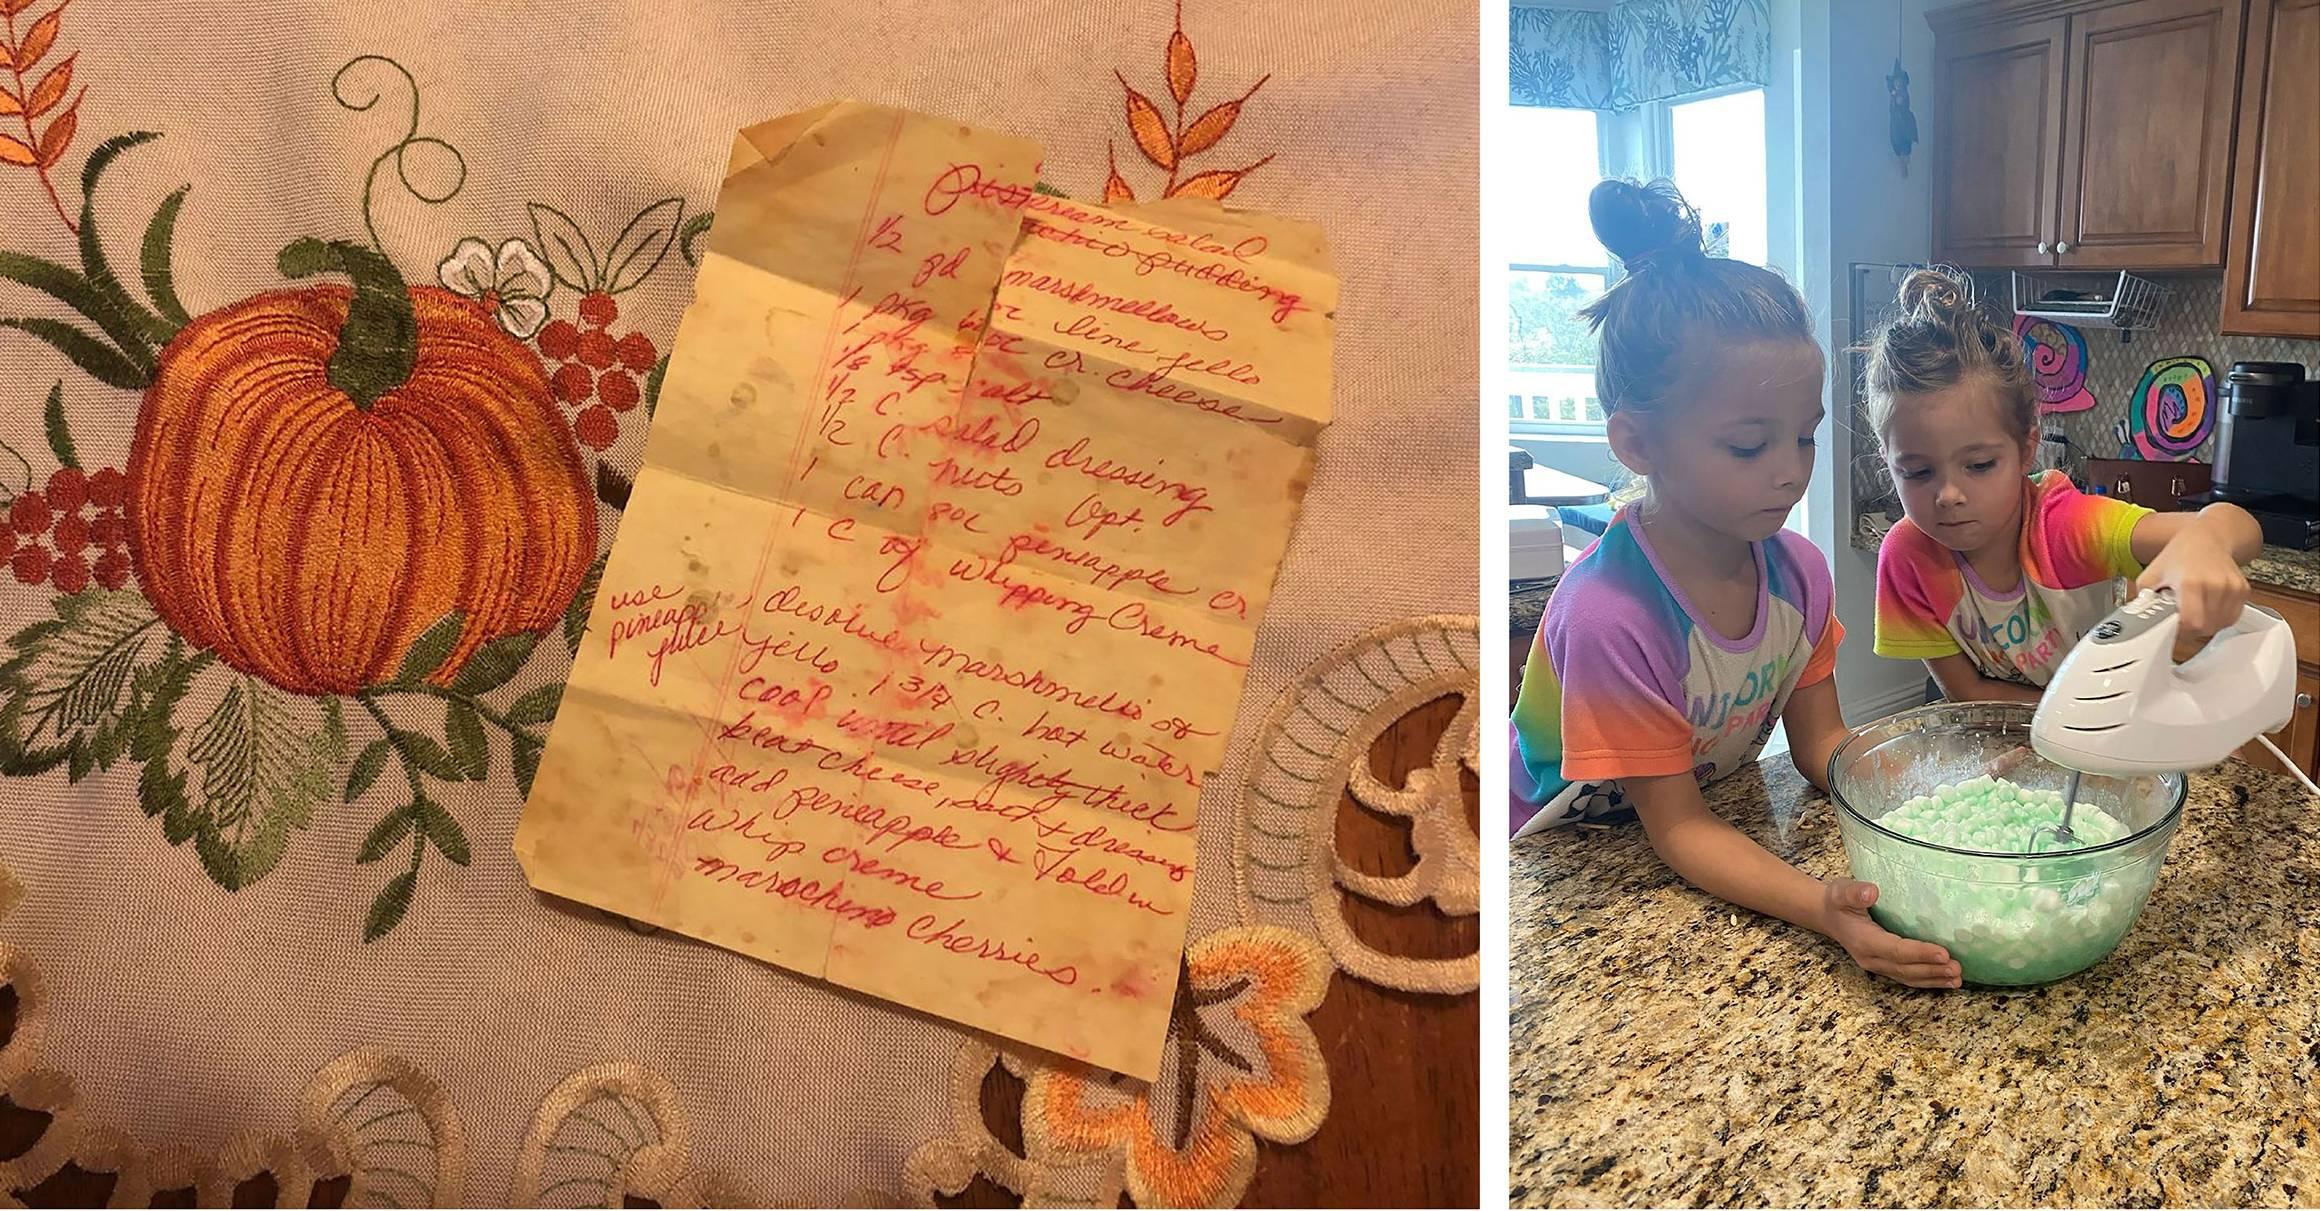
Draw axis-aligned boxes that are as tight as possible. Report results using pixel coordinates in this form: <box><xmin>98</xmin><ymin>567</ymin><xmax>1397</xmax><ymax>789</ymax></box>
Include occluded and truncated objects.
<box><xmin>2136</xmin><ymin>534</ymin><xmax>2250</xmax><ymax>641</ymax></box>
<box><xmin>1985</xmin><ymin>744</ymin><xmax>2037</xmax><ymax>778</ymax></box>
<box><xmin>1818</xmin><ymin>879</ymin><xmax>1961</xmax><ymax>989</ymax></box>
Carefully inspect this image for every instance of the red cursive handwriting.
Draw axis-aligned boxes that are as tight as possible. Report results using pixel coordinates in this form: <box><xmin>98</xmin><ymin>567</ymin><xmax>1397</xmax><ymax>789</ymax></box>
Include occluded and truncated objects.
<box><xmin>905</xmin><ymin>914</ymin><xmax>1080</xmax><ymax>986</ymax></box>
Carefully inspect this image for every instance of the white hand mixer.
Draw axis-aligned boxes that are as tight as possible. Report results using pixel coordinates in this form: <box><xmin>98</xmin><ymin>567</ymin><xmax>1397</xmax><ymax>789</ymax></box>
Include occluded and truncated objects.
<box><xmin>2028</xmin><ymin>589</ymin><xmax>2318</xmax><ymax>846</ymax></box>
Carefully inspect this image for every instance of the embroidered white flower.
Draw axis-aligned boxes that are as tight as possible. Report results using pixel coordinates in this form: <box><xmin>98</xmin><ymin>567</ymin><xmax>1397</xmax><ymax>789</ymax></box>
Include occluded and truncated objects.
<box><xmin>436</xmin><ymin>237</ymin><xmax>553</xmax><ymax>338</ymax></box>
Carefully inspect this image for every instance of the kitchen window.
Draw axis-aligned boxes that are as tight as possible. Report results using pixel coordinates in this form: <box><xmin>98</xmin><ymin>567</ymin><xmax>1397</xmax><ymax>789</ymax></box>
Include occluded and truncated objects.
<box><xmin>1667</xmin><ymin>87</ymin><xmax>1768</xmax><ymax>268</ymax></box>
<box><xmin>1499</xmin><ymin>106</ymin><xmax>1609</xmax><ymax>438</ymax></box>
<box><xmin>1501</xmin><ymin>88</ymin><xmax>1770</xmax><ymax>441</ymax></box>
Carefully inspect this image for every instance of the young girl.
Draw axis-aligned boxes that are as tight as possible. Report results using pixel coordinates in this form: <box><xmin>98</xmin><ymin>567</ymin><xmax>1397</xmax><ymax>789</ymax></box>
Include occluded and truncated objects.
<box><xmin>1511</xmin><ymin>180</ymin><xmax>1962</xmax><ymax>991</ymax></box>
<box><xmin>1865</xmin><ymin>269</ymin><xmax>2260</xmax><ymax>701</ymax></box>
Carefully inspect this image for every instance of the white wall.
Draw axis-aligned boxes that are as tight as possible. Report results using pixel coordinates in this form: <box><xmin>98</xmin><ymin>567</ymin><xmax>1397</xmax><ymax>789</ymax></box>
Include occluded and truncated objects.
<box><xmin>1790</xmin><ymin>0</ymin><xmax>1942</xmax><ymax>725</ymax></box>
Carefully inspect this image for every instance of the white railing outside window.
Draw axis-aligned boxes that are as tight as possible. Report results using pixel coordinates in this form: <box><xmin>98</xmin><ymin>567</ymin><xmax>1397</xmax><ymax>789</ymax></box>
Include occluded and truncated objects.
<box><xmin>1506</xmin><ymin>261</ymin><xmax>1608</xmax><ymax>437</ymax></box>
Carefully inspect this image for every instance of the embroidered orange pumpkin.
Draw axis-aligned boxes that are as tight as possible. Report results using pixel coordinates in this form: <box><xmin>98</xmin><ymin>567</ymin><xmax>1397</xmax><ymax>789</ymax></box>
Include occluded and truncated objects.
<box><xmin>126</xmin><ymin>240</ymin><xmax>597</xmax><ymax>696</ymax></box>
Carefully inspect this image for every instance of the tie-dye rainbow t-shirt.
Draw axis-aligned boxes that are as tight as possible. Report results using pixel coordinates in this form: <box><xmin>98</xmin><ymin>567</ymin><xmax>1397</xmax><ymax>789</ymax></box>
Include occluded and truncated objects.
<box><xmin>1509</xmin><ymin>511</ymin><xmax>1842</xmax><ymax>837</ymax></box>
<box><xmin>1874</xmin><ymin>470</ymin><xmax>2150</xmax><ymax>687</ymax></box>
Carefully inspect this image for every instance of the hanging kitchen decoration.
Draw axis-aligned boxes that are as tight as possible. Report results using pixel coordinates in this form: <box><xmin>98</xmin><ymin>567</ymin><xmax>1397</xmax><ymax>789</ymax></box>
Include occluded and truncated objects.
<box><xmin>2128</xmin><ymin>355</ymin><xmax>2218</xmax><ymax>460</ymax></box>
<box><xmin>1887</xmin><ymin>1</ymin><xmax>1917</xmax><ymax>174</ymax></box>
<box><xmin>2013</xmin><ymin>315</ymin><xmax>2098</xmax><ymax>415</ymax></box>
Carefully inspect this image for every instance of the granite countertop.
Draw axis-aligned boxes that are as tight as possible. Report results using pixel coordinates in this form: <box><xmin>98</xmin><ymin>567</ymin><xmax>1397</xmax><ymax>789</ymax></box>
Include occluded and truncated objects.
<box><xmin>1509</xmin><ymin>757</ymin><xmax>2320</xmax><ymax>1208</ymax></box>
<box><xmin>2249</xmin><ymin>546</ymin><xmax>2320</xmax><ymax>597</ymax></box>
<box><xmin>1512</xmin><ymin>576</ymin><xmax>1558</xmax><ymax>637</ymax></box>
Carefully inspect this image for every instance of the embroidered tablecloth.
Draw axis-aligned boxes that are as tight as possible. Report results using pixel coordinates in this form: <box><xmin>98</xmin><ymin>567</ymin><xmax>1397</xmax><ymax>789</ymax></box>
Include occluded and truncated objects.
<box><xmin>0</xmin><ymin>2</ymin><xmax>1477</xmax><ymax>1204</ymax></box>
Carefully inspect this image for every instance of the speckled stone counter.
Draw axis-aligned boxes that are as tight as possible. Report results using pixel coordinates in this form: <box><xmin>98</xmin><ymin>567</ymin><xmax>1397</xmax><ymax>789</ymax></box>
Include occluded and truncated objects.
<box><xmin>2250</xmin><ymin>545</ymin><xmax>2320</xmax><ymax>597</ymax></box>
<box><xmin>1512</xmin><ymin>576</ymin><xmax>1558</xmax><ymax>641</ymax></box>
<box><xmin>1510</xmin><ymin>758</ymin><xmax>2320</xmax><ymax>1208</ymax></box>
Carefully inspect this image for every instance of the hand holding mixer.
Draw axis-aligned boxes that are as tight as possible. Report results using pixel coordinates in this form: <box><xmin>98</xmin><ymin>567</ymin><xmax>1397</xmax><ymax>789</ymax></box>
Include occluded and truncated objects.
<box><xmin>2029</xmin><ymin>588</ymin><xmax>2319</xmax><ymax>848</ymax></box>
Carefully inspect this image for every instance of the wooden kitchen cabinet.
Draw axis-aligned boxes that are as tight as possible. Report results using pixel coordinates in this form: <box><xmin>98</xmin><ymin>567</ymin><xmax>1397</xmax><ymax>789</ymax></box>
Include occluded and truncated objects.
<box><xmin>1928</xmin><ymin>0</ymin><xmax>2245</xmax><ymax>270</ymax></box>
<box><xmin>1931</xmin><ymin>16</ymin><xmax>2070</xmax><ymax>268</ymax></box>
<box><xmin>2057</xmin><ymin>0</ymin><xmax>2245</xmax><ymax>267</ymax></box>
<box><xmin>2221</xmin><ymin>0</ymin><xmax>2320</xmax><ymax>337</ymax></box>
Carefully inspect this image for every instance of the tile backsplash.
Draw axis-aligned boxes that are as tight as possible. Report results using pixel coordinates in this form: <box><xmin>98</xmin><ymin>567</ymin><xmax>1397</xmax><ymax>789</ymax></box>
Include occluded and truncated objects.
<box><xmin>1971</xmin><ymin>272</ymin><xmax>2320</xmax><ymax>477</ymax></box>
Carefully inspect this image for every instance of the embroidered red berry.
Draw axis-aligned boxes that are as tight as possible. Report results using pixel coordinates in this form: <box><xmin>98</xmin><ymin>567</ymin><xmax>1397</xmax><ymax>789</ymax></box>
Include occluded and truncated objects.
<box><xmin>11</xmin><ymin>545</ymin><xmax>49</xmax><ymax>585</ymax></box>
<box><xmin>577</xmin><ymin>329</ymin><xmax>617</xmax><ymax>370</ymax></box>
<box><xmin>616</xmin><ymin>332</ymin><xmax>657</xmax><ymax>372</ymax></box>
<box><xmin>86</xmin><ymin>467</ymin><xmax>126</xmax><ymax>509</ymax></box>
<box><xmin>574</xmin><ymin>405</ymin><xmax>618</xmax><ymax>451</ymax></box>
<box><xmin>94</xmin><ymin>549</ymin><xmax>131</xmax><ymax>591</ymax></box>
<box><xmin>45</xmin><ymin>467</ymin><xmax>87</xmax><ymax>514</ymax></box>
<box><xmin>551</xmin><ymin>362</ymin><xmax>594</xmax><ymax>405</ymax></box>
<box><xmin>579</xmin><ymin>292</ymin><xmax>618</xmax><ymax>328</ymax></box>
<box><xmin>537</xmin><ymin>318</ymin><xmax>581</xmax><ymax>362</ymax></box>
<box><xmin>597</xmin><ymin>370</ymin><xmax>640</xmax><ymax>413</ymax></box>
<box><xmin>0</xmin><ymin>528</ymin><xmax>13</xmax><ymax>561</ymax></box>
<box><xmin>52</xmin><ymin>514</ymin><xmax>87</xmax><ymax>553</ymax></box>
<box><xmin>87</xmin><ymin>515</ymin><xmax>118</xmax><ymax>549</ymax></box>
<box><xmin>50</xmin><ymin>552</ymin><xmax>88</xmax><ymax>594</ymax></box>
<box><xmin>10</xmin><ymin>492</ymin><xmax>49</xmax><ymax>535</ymax></box>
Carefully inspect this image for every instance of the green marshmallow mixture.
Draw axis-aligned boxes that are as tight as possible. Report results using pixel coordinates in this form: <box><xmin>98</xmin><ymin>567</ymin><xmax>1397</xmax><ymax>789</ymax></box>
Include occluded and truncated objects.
<box><xmin>1881</xmin><ymin>776</ymin><xmax>2130</xmax><ymax>852</ymax></box>
<box><xmin>1850</xmin><ymin>776</ymin><xmax>2156</xmax><ymax>985</ymax></box>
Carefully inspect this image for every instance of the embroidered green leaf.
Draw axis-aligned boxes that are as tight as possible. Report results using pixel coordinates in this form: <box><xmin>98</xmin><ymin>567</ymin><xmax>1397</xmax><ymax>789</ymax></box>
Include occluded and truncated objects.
<box><xmin>395</xmin><ymin>730</ymin><xmax>464</xmax><ymax>782</ymax></box>
<box><xmin>140</xmin><ymin>754</ymin><xmax>192</xmax><ymax>839</ymax></box>
<box><xmin>171</xmin><ymin>672</ymin><xmax>347</xmax><ymax>890</ymax></box>
<box><xmin>79</xmin><ymin>131</ymin><xmax>160</xmax><ymax>206</ymax></box>
<box><xmin>564</xmin><ymin>555</ymin><xmax>604</xmax><ymax>653</ymax></box>
<box><xmin>0</xmin><ymin>251</ymin><xmax>124</xmax><ymax>347</ymax></box>
<box><xmin>602</xmin><ymin>197</ymin><xmax>683</xmax><ymax>294</ymax></box>
<box><xmin>527</xmin><ymin>202</ymin><xmax>599</xmax><ymax>292</ymax></box>
<box><xmin>596</xmin><ymin>463</ymin><xmax>632</xmax><ymax>511</ymax></box>
<box><xmin>506</xmin><ymin>683</ymin><xmax>562</xmax><ymax>726</ymax></box>
<box><xmin>132</xmin><ymin>639</ymin><xmax>199</xmax><ymax>836</ymax></box>
<box><xmin>0</xmin><ymin>589</ymin><xmax>164</xmax><ymax>777</ymax></box>
<box><xmin>678</xmin><ymin>210</ymin><xmax>713</xmax><ymax>267</ymax></box>
<box><xmin>276</xmin><ymin>238</ymin><xmax>417</xmax><ymax>410</ymax></box>
<box><xmin>512</xmin><ymin>733</ymin><xmax>543</xmax><ymax>797</ymax></box>
<box><xmin>322</xmin><ymin>694</ymin><xmax>347</xmax><ymax>752</ymax></box>
<box><xmin>344</xmin><ymin>736</ymin><xmax>391</xmax><ymax>802</ymax></box>
<box><xmin>0</xmin><ymin>315</ymin><xmax>146</xmax><ymax>390</ymax></box>
<box><xmin>412</xmin><ymin>799</ymin><xmax>470</xmax><ymax>865</ymax></box>
<box><xmin>41</xmin><ymin>382</ymin><xmax>74</xmax><ymax>470</ymax></box>
<box><xmin>451</xmin><ymin>630</ymin><xmax>539</xmax><ymax>696</ymax></box>
<box><xmin>76</xmin><ymin>132</ymin><xmax>173</xmax><ymax>356</ymax></box>
<box><xmin>364</xmin><ymin>871</ymin><xmax>416</xmax><ymax>941</ymax></box>
<box><xmin>355</xmin><ymin>808</ymin><xmax>411</xmax><ymax>864</ymax></box>
<box><xmin>395</xmin><ymin>612</ymin><xmax>465</xmax><ymax>685</ymax></box>
<box><xmin>1034</xmin><ymin>181</ymin><xmax>1067</xmax><ymax>197</ymax></box>
<box><xmin>0</xmin><ymin>248</ymin><xmax>155</xmax><ymax>379</ymax></box>
<box><xmin>444</xmin><ymin>699</ymin><xmax>487</xmax><ymax>780</ymax></box>
<box><xmin>140</xmin><ymin>184</ymin><xmax>193</xmax><ymax>330</ymax></box>
<box><xmin>643</xmin><ymin>352</ymin><xmax>668</xmax><ymax>421</ymax></box>
<box><xmin>129</xmin><ymin>637</ymin><xmax>196</xmax><ymax>766</ymax></box>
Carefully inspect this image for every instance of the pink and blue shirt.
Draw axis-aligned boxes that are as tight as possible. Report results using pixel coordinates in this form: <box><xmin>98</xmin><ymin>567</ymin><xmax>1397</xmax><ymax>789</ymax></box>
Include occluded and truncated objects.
<box><xmin>1874</xmin><ymin>471</ymin><xmax>2150</xmax><ymax>687</ymax></box>
<box><xmin>1510</xmin><ymin>510</ymin><xmax>1842</xmax><ymax>836</ymax></box>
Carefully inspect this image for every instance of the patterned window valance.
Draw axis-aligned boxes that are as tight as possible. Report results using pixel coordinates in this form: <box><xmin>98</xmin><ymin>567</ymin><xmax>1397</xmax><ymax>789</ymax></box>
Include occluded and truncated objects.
<box><xmin>1511</xmin><ymin>0</ymin><xmax>1770</xmax><ymax>111</ymax></box>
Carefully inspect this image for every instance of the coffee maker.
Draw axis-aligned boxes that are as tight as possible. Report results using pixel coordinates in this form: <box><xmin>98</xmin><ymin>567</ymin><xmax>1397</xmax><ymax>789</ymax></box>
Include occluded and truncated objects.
<box><xmin>2190</xmin><ymin>361</ymin><xmax>2320</xmax><ymax>549</ymax></box>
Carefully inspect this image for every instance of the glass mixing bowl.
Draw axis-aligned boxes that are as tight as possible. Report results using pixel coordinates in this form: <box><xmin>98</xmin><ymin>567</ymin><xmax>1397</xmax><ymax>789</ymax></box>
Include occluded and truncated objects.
<box><xmin>1827</xmin><ymin>702</ymin><xmax>2187</xmax><ymax>986</ymax></box>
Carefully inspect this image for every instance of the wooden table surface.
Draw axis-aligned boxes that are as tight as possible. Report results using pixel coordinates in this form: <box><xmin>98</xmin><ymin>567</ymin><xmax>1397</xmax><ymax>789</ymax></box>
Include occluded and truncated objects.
<box><xmin>2</xmin><ymin>695</ymin><xmax>1480</xmax><ymax>1209</ymax></box>
<box><xmin>944</xmin><ymin>691</ymin><xmax>1481</xmax><ymax>1208</ymax></box>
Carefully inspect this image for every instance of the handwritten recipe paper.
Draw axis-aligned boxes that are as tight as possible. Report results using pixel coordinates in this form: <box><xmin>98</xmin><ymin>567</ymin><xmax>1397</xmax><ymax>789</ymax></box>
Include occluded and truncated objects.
<box><xmin>514</xmin><ymin>102</ymin><xmax>1335</xmax><ymax>1078</ymax></box>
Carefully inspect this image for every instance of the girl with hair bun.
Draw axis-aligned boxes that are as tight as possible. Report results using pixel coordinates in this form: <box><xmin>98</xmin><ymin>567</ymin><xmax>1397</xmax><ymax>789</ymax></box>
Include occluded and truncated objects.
<box><xmin>1864</xmin><ymin>267</ymin><xmax>2259</xmax><ymax>700</ymax></box>
<box><xmin>1513</xmin><ymin>180</ymin><xmax>1960</xmax><ymax>990</ymax></box>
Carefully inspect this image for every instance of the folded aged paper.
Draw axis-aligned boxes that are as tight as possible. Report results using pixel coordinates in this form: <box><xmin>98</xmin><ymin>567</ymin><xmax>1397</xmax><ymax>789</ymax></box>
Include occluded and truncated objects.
<box><xmin>514</xmin><ymin>102</ymin><xmax>1334</xmax><ymax>1078</ymax></box>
